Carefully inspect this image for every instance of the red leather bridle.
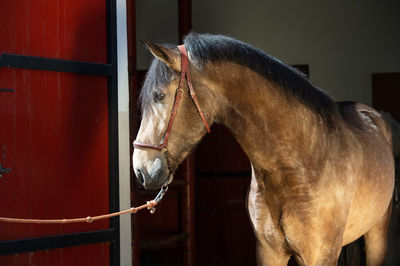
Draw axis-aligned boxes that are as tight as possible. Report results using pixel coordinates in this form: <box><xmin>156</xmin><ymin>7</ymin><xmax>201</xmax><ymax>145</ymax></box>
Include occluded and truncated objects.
<box><xmin>133</xmin><ymin>45</ymin><xmax>211</xmax><ymax>152</ymax></box>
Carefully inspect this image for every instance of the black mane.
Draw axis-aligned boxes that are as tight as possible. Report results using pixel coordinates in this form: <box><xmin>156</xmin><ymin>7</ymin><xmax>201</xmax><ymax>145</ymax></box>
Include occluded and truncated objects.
<box><xmin>184</xmin><ymin>33</ymin><xmax>339</xmax><ymax>120</ymax></box>
<box><xmin>140</xmin><ymin>32</ymin><xmax>339</xmax><ymax>121</ymax></box>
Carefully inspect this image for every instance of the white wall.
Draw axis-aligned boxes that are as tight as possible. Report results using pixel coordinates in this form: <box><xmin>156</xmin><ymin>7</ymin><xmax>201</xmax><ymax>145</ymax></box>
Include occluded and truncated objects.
<box><xmin>192</xmin><ymin>0</ymin><xmax>400</xmax><ymax>104</ymax></box>
<box><xmin>136</xmin><ymin>0</ymin><xmax>400</xmax><ymax>104</ymax></box>
<box><xmin>136</xmin><ymin>0</ymin><xmax>178</xmax><ymax>70</ymax></box>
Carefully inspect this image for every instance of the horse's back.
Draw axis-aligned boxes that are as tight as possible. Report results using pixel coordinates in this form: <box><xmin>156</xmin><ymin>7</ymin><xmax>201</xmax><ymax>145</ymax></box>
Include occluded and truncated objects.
<box><xmin>338</xmin><ymin>101</ymin><xmax>392</xmax><ymax>147</ymax></box>
<box><xmin>337</xmin><ymin>101</ymin><xmax>394</xmax><ymax>188</ymax></box>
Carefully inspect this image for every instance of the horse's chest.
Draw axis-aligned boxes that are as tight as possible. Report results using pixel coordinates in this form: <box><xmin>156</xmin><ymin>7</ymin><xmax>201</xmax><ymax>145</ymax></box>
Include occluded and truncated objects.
<box><xmin>247</xmin><ymin>185</ymin><xmax>286</xmax><ymax>244</ymax></box>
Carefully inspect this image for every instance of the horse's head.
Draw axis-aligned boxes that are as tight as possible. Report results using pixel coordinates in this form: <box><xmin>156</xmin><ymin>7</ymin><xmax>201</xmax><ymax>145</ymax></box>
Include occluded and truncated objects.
<box><xmin>133</xmin><ymin>42</ymin><xmax>212</xmax><ymax>190</ymax></box>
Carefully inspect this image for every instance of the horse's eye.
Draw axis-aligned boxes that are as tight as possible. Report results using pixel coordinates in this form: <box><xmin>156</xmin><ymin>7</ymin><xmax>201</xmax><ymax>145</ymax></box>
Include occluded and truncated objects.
<box><xmin>153</xmin><ymin>92</ymin><xmax>165</xmax><ymax>103</ymax></box>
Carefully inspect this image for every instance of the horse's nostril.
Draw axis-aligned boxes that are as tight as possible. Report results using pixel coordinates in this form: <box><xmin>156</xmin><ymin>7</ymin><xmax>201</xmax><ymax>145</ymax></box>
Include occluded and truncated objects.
<box><xmin>136</xmin><ymin>169</ymin><xmax>145</xmax><ymax>186</ymax></box>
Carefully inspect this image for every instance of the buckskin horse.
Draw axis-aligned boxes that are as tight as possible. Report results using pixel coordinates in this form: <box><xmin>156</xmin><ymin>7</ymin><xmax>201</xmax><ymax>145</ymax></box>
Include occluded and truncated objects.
<box><xmin>132</xmin><ymin>33</ymin><xmax>394</xmax><ymax>266</ymax></box>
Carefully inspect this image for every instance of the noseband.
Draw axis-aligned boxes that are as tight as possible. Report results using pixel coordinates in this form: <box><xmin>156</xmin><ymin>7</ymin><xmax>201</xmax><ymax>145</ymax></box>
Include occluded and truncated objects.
<box><xmin>133</xmin><ymin>45</ymin><xmax>211</xmax><ymax>165</ymax></box>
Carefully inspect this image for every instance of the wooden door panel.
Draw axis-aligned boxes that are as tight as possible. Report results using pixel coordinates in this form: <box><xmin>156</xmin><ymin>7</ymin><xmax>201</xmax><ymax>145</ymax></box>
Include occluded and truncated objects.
<box><xmin>194</xmin><ymin>124</ymin><xmax>256</xmax><ymax>266</ymax></box>
<box><xmin>0</xmin><ymin>68</ymin><xmax>109</xmax><ymax>241</ymax></box>
<box><xmin>195</xmin><ymin>125</ymin><xmax>250</xmax><ymax>173</ymax></box>
<box><xmin>0</xmin><ymin>243</ymin><xmax>110</xmax><ymax>266</ymax></box>
<box><xmin>0</xmin><ymin>0</ymin><xmax>112</xmax><ymax>264</ymax></box>
<box><xmin>372</xmin><ymin>73</ymin><xmax>400</xmax><ymax>266</ymax></box>
<box><xmin>372</xmin><ymin>73</ymin><xmax>400</xmax><ymax>120</ymax></box>
<box><xmin>0</xmin><ymin>0</ymin><xmax>107</xmax><ymax>63</ymax></box>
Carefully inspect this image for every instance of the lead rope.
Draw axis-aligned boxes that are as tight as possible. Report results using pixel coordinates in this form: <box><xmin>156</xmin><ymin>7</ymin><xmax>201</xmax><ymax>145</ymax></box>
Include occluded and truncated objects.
<box><xmin>0</xmin><ymin>186</ymin><xmax>168</xmax><ymax>224</ymax></box>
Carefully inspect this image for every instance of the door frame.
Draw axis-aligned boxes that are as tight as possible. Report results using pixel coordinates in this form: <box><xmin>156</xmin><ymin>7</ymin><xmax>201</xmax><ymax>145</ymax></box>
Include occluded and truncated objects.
<box><xmin>0</xmin><ymin>0</ymin><xmax>131</xmax><ymax>265</ymax></box>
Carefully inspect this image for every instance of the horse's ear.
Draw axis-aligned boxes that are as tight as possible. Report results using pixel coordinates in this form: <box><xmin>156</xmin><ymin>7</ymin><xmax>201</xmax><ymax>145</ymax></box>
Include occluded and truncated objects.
<box><xmin>141</xmin><ymin>41</ymin><xmax>181</xmax><ymax>72</ymax></box>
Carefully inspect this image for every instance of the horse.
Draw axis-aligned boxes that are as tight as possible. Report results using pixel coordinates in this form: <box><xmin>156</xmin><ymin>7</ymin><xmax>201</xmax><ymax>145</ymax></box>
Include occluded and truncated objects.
<box><xmin>132</xmin><ymin>32</ymin><xmax>394</xmax><ymax>266</ymax></box>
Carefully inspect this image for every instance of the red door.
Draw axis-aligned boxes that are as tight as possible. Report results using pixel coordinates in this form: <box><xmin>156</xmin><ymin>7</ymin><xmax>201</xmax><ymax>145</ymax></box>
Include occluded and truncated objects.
<box><xmin>0</xmin><ymin>1</ymin><xmax>118</xmax><ymax>265</ymax></box>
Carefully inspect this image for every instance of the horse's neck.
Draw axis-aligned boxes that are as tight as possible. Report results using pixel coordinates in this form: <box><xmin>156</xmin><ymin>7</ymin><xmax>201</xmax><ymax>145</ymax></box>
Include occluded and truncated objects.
<box><xmin>208</xmin><ymin>64</ymin><xmax>332</xmax><ymax>174</ymax></box>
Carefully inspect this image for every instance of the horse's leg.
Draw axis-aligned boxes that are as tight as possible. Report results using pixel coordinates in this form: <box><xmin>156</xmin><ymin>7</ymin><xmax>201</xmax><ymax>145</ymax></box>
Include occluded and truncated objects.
<box><xmin>297</xmin><ymin>253</ymin><xmax>340</xmax><ymax>266</ymax></box>
<box><xmin>286</xmin><ymin>230</ymin><xmax>342</xmax><ymax>266</ymax></box>
<box><xmin>281</xmin><ymin>208</ymin><xmax>345</xmax><ymax>266</ymax></box>
<box><xmin>364</xmin><ymin>201</ymin><xmax>392</xmax><ymax>266</ymax></box>
<box><xmin>248</xmin><ymin>201</ymin><xmax>291</xmax><ymax>266</ymax></box>
<box><xmin>255</xmin><ymin>239</ymin><xmax>291</xmax><ymax>266</ymax></box>
<box><xmin>288</xmin><ymin>241</ymin><xmax>342</xmax><ymax>266</ymax></box>
<box><xmin>248</xmin><ymin>173</ymin><xmax>291</xmax><ymax>266</ymax></box>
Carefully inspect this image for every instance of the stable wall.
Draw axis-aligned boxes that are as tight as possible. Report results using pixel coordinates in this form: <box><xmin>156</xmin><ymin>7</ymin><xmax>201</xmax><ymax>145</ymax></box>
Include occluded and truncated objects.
<box><xmin>137</xmin><ymin>0</ymin><xmax>400</xmax><ymax>105</ymax></box>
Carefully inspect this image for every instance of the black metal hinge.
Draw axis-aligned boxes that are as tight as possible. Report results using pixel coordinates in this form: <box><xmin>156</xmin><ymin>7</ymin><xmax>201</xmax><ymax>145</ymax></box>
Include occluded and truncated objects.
<box><xmin>0</xmin><ymin>163</ymin><xmax>11</xmax><ymax>178</ymax></box>
<box><xmin>0</xmin><ymin>53</ymin><xmax>113</xmax><ymax>76</ymax></box>
<box><xmin>0</xmin><ymin>88</ymin><xmax>15</xmax><ymax>92</ymax></box>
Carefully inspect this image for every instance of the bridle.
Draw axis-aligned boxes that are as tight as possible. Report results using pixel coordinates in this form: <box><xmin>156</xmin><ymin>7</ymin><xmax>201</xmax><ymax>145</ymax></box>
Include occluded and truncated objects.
<box><xmin>0</xmin><ymin>49</ymin><xmax>208</xmax><ymax>225</ymax></box>
<box><xmin>133</xmin><ymin>45</ymin><xmax>211</xmax><ymax>173</ymax></box>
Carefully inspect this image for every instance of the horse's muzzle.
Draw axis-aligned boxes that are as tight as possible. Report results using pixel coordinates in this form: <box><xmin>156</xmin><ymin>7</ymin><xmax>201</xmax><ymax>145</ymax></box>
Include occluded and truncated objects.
<box><xmin>133</xmin><ymin>156</ymin><xmax>168</xmax><ymax>190</ymax></box>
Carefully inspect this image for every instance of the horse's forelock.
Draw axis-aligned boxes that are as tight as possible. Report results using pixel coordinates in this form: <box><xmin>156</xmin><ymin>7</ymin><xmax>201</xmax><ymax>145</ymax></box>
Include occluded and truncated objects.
<box><xmin>139</xmin><ymin>58</ymin><xmax>175</xmax><ymax>114</ymax></box>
